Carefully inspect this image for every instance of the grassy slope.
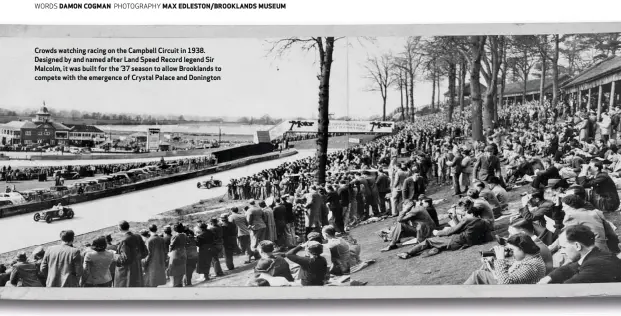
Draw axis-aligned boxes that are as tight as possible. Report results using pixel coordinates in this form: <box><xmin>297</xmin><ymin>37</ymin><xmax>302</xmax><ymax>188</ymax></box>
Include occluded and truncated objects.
<box><xmin>350</xmin><ymin>181</ymin><xmax>621</xmax><ymax>286</ymax></box>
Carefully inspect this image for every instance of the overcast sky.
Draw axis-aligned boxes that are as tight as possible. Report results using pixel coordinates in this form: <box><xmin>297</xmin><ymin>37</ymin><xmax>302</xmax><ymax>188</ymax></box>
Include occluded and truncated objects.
<box><xmin>0</xmin><ymin>37</ymin><xmax>441</xmax><ymax>120</ymax></box>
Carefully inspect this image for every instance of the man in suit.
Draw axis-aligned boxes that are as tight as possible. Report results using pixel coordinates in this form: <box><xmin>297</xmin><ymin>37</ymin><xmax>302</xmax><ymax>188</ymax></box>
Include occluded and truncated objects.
<box><xmin>381</xmin><ymin>196</ymin><xmax>436</xmax><ymax>252</ymax></box>
<box><xmin>375</xmin><ymin>168</ymin><xmax>391</xmax><ymax>215</ymax></box>
<box><xmin>325</xmin><ymin>185</ymin><xmax>344</xmax><ymax>233</ymax></box>
<box><xmin>446</xmin><ymin>148</ymin><xmax>464</xmax><ymax>195</ymax></box>
<box><xmin>390</xmin><ymin>164</ymin><xmax>409</xmax><ymax>216</ymax></box>
<box><xmin>401</xmin><ymin>167</ymin><xmax>425</xmax><ymax>215</ymax></box>
<box><xmin>531</xmin><ymin>158</ymin><xmax>561</xmax><ymax>189</ymax></box>
<box><xmin>40</xmin><ymin>230</ymin><xmax>83</xmax><ymax>287</ymax></box>
<box><xmin>538</xmin><ymin>225</ymin><xmax>621</xmax><ymax>284</ymax></box>
<box><xmin>337</xmin><ymin>180</ymin><xmax>351</xmax><ymax>228</ymax></box>
<box><xmin>304</xmin><ymin>187</ymin><xmax>324</xmax><ymax>233</ymax></box>
<box><xmin>246</xmin><ymin>199</ymin><xmax>267</xmax><ymax>258</ymax></box>
<box><xmin>142</xmin><ymin>224</ymin><xmax>167</xmax><ymax>287</ymax></box>
<box><xmin>114</xmin><ymin>221</ymin><xmax>148</xmax><ymax>287</ymax></box>
<box><xmin>473</xmin><ymin>145</ymin><xmax>502</xmax><ymax>185</ymax></box>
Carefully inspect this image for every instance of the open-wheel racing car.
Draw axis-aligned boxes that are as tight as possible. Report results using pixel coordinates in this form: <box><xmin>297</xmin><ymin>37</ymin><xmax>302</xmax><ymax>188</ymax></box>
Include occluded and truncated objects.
<box><xmin>33</xmin><ymin>205</ymin><xmax>75</xmax><ymax>223</ymax></box>
<box><xmin>197</xmin><ymin>178</ymin><xmax>222</xmax><ymax>189</ymax></box>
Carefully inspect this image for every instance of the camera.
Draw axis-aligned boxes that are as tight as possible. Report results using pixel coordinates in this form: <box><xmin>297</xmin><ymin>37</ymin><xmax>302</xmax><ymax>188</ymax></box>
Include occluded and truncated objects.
<box><xmin>480</xmin><ymin>248</ymin><xmax>512</xmax><ymax>258</ymax></box>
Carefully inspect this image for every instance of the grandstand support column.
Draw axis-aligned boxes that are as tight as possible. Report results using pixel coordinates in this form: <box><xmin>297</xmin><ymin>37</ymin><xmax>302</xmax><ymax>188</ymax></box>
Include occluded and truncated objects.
<box><xmin>611</xmin><ymin>81</ymin><xmax>617</xmax><ymax>109</ymax></box>
<box><xmin>597</xmin><ymin>84</ymin><xmax>603</xmax><ymax>120</ymax></box>
<box><xmin>587</xmin><ymin>88</ymin><xmax>592</xmax><ymax>111</ymax></box>
<box><xmin>578</xmin><ymin>89</ymin><xmax>582</xmax><ymax>112</ymax></box>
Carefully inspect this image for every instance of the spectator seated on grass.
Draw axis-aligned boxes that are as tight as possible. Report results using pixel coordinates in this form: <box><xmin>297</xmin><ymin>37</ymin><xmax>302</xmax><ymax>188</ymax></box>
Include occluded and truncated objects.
<box><xmin>253</xmin><ymin>240</ymin><xmax>294</xmax><ymax>282</ymax></box>
<box><xmin>396</xmin><ymin>206</ymin><xmax>491</xmax><ymax>260</ymax></box>
<box><xmin>380</xmin><ymin>196</ymin><xmax>436</xmax><ymax>253</ymax></box>
<box><xmin>0</xmin><ymin>264</ymin><xmax>10</xmax><ymax>287</ymax></box>
<box><xmin>285</xmin><ymin>240</ymin><xmax>328</xmax><ymax>286</ymax></box>
<box><xmin>506</xmin><ymin>218</ymin><xmax>554</xmax><ymax>274</ymax></box>
<box><xmin>321</xmin><ymin>225</ymin><xmax>351</xmax><ymax>276</ymax></box>
<box><xmin>463</xmin><ymin>233</ymin><xmax>546</xmax><ymax>285</ymax></box>
<box><xmin>538</xmin><ymin>225</ymin><xmax>621</xmax><ymax>284</ymax></box>
<box><xmin>512</xmin><ymin>187</ymin><xmax>558</xmax><ymax>246</ymax></box>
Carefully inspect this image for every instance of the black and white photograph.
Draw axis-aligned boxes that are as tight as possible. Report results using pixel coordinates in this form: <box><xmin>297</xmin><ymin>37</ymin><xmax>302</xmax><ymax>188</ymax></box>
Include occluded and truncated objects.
<box><xmin>1</xmin><ymin>22</ymin><xmax>621</xmax><ymax>302</ymax></box>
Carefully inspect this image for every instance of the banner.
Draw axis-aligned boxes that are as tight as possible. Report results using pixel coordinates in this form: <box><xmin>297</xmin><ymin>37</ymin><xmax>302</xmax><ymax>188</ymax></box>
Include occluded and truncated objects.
<box><xmin>147</xmin><ymin>128</ymin><xmax>160</xmax><ymax>151</ymax></box>
<box><xmin>268</xmin><ymin>120</ymin><xmax>394</xmax><ymax>139</ymax></box>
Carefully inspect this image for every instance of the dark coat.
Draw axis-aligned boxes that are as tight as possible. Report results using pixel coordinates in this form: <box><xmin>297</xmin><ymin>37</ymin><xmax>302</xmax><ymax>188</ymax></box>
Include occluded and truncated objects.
<box><xmin>547</xmin><ymin>248</ymin><xmax>621</xmax><ymax>283</ymax></box>
<box><xmin>196</xmin><ymin>229</ymin><xmax>216</xmax><ymax>274</ymax></box>
<box><xmin>577</xmin><ymin>172</ymin><xmax>620</xmax><ymax>212</ymax></box>
<box><xmin>114</xmin><ymin>232</ymin><xmax>148</xmax><ymax>287</ymax></box>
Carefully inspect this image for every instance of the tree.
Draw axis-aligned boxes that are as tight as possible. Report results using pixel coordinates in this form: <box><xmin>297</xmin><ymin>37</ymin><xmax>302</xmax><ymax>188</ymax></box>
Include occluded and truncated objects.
<box><xmin>455</xmin><ymin>36</ymin><xmax>486</xmax><ymax>141</ymax></box>
<box><xmin>423</xmin><ymin>37</ymin><xmax>461</xmax><ymax>122</ymax></box>
<box><xmin>579</xmin><ymin>33</ymin><xmax>621</xmax><ymax>61</ymax></box>
<box><xmin>178</xmin><ymin>115</ymin><xmax>185</xmax><ymax>121</ymax></box>
<box><xmin>560</xmin><ymin>35</ymin><xmax>588</xmax><ymax>75</ymax></box>
<box><xmin>363</xmin><ymin>53</ymin><xmax>395</xmax><ymax>121</ymax></box>
<box><xmin>268</xmin><ymin>37</ymin><xmax>339</xmax><ymax>185</ymax></box>
<box><xmin>395</xmin><ymin>37</ymin><xmax>425</xmax><ymax>121</ymax></box>
<box><xmin>458</xmin><ymin>56</ymin><xmax>467</xmax><ymax>112</ymax></box>
<box><xmin>391</xmin><ymin>59</ymin><xmax>407</xmax><ymax>120</ymax></box>
<box><xmin>509</xmin><ymin>35</ymin><xmax>539</xmax><ymax>102</ymax></box>
<box><xmin>480</xmin><ymin>36</ymin><xmax>505</xmax><ymax>129</ymax></box>
<box><xmin>532</xmin><ymin>34</ymin><xmax>565</xmax><ymax>110</ymax></box>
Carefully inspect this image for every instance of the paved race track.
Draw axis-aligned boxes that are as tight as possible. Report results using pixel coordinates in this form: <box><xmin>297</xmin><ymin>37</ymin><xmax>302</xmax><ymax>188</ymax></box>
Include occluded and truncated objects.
<box><xmin>0</xmin><ymin>150</ymin><xmax>315</xmax><ymax>254</ymax></box>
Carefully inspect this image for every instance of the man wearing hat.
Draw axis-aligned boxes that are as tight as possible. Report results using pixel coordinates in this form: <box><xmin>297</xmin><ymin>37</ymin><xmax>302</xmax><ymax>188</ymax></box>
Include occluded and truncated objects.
<box><xmin>576</xmin><ymin>160</ymin><xmax>620</xmax><ymax>212</ymax></box>
<box><xmin>220</xmin><ymin>212</ymin><xmax>238</xmax><ymax>271</ymax></box>
<box><xmin>247</xmin><ymin>199</ymin><xmax>267</xmax><ymax>258</ymax></box>
<box><xmin>531</xmin><ymin>158</ymin><xmax>561</xmax><ymax>190</ymax></box>
<box><xmin>9</xmin><ymin>251</ymin><xmax>43</xmax><ymax>287</ymax></box>
<box><xmin>517</xmin><ymin>188</ymin><xmax>557</xmax><ymax>245</ymax></box>
<box><xmin>285</xmin><ymin>240</ymin><xmax>328</xmax><ymax>286</ymax></box>
<box><xmin>473</xmin><ymin>145</ymin><xmax>501</xmax><ymax>186</ymax></box>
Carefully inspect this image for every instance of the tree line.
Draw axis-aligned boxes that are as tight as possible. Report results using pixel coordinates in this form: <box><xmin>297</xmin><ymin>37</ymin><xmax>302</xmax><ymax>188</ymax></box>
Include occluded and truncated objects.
<box><xmin>266</xmin><ymin>33</ymin><xmax>620</xmax><ymax>184</ymax></box>
<box><xmin>362</xmin><ymin>33</ymin><xmax>621</xmax><ymax>140</ymax></box>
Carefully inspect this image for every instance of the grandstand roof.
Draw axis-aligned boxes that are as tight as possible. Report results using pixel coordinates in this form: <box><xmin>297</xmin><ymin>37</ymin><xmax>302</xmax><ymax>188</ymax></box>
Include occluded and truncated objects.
<box><xmin>561</xmin><ymin>56</ymin><xmax>621</xmax><ymax>92</ymax></box>
<box><xmin>502</xmin><ymin>74</ymin><xmax>571</xmax><ymax>98</ymax></box>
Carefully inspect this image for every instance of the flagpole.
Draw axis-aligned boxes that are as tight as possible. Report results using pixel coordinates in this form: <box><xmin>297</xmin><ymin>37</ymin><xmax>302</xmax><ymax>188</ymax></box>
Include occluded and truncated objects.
<box><xmin>346</xmin><ymin>37</ymin><xmax>350</xmax><ymax>149</ymax></box>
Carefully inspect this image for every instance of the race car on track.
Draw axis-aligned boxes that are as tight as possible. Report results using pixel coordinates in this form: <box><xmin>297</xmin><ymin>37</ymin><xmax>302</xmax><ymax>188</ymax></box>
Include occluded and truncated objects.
<box><xmin>33</xmin><ymin>204</ymin><xmax>75</xmax><ymax>223</ymax></box>
<box><xmin>197</xmin><ymin>177</ymin><xmax>222</xmax><ymax>189</ymax></box>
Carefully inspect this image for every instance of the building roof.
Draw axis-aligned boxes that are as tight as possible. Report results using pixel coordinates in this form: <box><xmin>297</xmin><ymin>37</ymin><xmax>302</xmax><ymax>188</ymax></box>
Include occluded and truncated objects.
<box><xmin>444</xmin><ymin>82</ymin><xmax>487</xmax><ymax>97</ymax></box>
<box><xmin>561</xmin><ymin>56</ymin><xmax>621</xmax><ymax>91</ymax></box>
<box><xmin>38</xmin><ymin>122</ymin><xmax>71</xmax><ymax>131</ymax></box>
<box><xmin>502</xmin><ymin>74</ymin><xmax>572</xmax><ymax>97</ymax></box>
<box><xmin>3</xmin><ymin>121</ymin><xmax>38</xmax><ymax>129</ymax></box>
<box><xmin>66</xmin><ymin>124</ymin><xmax>104</xmax><ymax>133</ymax></box>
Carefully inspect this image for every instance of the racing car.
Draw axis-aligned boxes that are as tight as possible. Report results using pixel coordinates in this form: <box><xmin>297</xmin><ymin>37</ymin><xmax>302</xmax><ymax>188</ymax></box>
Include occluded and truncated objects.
<box><xmin>197</xmin><ymin>177</ymin><xmax>222</xmax><ymax>189</ymax></box>
<box><xmin>33</xmin><ymin>204</ymin><xmax>74</xmax><ymax>223</ymax></box>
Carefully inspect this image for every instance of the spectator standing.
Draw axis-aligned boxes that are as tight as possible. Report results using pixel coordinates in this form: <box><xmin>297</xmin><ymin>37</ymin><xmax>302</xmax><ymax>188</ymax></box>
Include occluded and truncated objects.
<box><xmin>228</xmin><ymin>207</ymin><xmax>253</xmax><ymax>263</ymax></box>
<box><xmin>114</xmin><ymin>221</ymin><xmax>148</xmax><ymax>287</ymax></box>
<box><xmin>81</xmin><ymin>236</ymin><xmax>115</xmax><ymax>287</ymax></box>
<box><xmin>40</xmin><ymin>230</ymin><xmax>83</xmax><ymax>287</ymax></box>
<box><xmin>168</xmin><ymin>223</ymin><xmax>188</xmax><ymax>287</ymax></box>
<box><xmin>142</xmin><ymin>224</ymin><xmax>167</xmax><ymax>287</ymax></box>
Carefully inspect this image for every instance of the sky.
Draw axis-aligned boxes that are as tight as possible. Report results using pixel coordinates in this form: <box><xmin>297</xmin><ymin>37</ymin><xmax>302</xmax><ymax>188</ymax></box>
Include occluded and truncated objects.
<box><xmin>0</xmin><ymin>37</ymin><xmax>441</xmax><ymax>120</ymax></box>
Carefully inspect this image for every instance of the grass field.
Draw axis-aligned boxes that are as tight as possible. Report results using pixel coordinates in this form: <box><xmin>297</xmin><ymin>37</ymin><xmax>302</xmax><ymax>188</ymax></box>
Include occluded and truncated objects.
<box><xmin>350</xmin><ymin>181</ymin><xmax>621</xmax><ymax>286</ymax></box>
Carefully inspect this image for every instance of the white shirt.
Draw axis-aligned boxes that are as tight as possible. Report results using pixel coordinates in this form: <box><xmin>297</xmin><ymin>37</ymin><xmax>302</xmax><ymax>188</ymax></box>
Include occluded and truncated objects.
<box><xmin>578</xmin><ymin>249</ymin><xmax>594</xmax><ymax>266</ymax></box>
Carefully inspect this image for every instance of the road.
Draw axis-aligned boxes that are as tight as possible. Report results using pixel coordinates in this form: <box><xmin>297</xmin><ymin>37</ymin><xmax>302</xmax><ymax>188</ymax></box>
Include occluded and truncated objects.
<box><xmin>0</xmin><ymin>150</ymin><xmax>315</xmax><ymax>254</ymax></box>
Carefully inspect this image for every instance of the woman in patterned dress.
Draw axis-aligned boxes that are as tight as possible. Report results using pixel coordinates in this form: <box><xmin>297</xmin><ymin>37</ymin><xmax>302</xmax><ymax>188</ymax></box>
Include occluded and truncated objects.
<box><xmin>293</xmin><ymin>198</ymin><xmax>307</xmax><ymax>243</ymax></box>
